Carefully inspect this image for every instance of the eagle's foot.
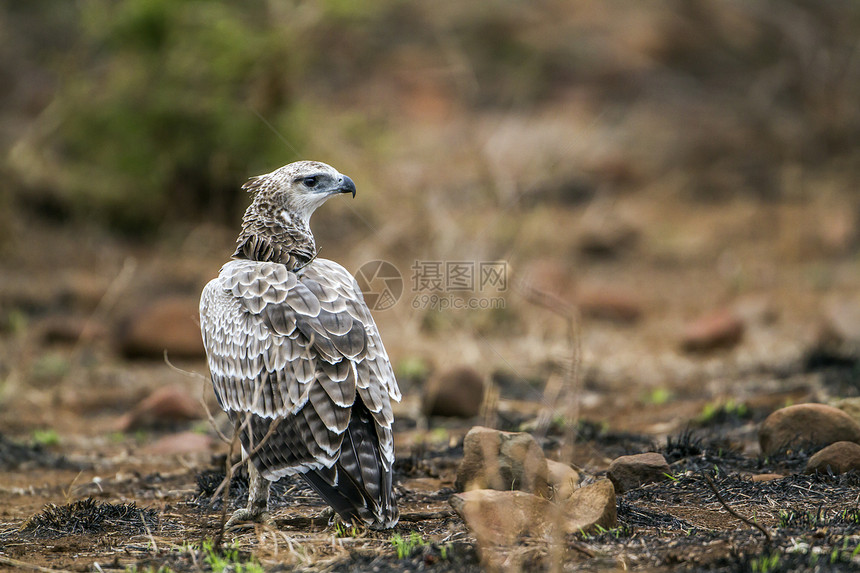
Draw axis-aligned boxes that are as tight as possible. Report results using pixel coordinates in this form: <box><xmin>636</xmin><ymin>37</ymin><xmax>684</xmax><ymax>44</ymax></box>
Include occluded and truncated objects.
<box><xmin>225</xmin><ymin>508</ymin><xmax>274</xmax><ymax>529</ymax></box>
<box><xmin>325</xmin><ymin>510</ymin><xmax>369</xmax><ymax>536</ymax></box>
<box><xmin>225</xmin><ymin>459</ymin><xmax>272</xmax><ymax>529</ymax></box>
<box><xmin>316</xmin><ymin>507</ymin><xmax>339</xmax><ymax>526</ymax></box>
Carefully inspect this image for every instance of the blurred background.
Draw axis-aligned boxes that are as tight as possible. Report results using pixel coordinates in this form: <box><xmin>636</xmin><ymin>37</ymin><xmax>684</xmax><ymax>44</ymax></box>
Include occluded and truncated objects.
<box><xmin>1</xmin><ymin>0</ymin><xmax>860</xmax><ymax>444</ymax></box>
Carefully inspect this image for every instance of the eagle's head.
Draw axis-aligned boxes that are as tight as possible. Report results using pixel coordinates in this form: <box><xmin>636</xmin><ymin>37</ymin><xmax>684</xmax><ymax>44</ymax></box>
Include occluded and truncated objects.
<box><xmin>234</xmin><ymin>160</ymin><xmax>356</xmax><ymax>266</ymax></box>
<box><xmin>243</xmin><ymin>160</ymin><xmax>356</xmax><ymax>227</ymax></box>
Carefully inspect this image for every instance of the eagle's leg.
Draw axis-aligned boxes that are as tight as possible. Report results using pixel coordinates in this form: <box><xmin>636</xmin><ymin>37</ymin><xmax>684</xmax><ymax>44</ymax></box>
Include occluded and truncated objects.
<box><xmin>226</xmin><ymin>459</ymin><xmax>273</xmax><ymax>527</ymax></box>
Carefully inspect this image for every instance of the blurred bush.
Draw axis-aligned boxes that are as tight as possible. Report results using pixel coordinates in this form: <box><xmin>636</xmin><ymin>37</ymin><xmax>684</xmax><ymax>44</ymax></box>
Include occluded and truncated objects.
<box><xmin>11</xmin><ymin>0</ymin><xmax>306</xmax><ymax>232</ymax></box>
<box><xmin>6</xmin><ymin>0</ymin><xmax>860</xmax><ymax>235</ymax></box>
<box><xmin>6</xmin><ymin>0</ymin><xmax>583</xmax><ymax>234</ymax></box>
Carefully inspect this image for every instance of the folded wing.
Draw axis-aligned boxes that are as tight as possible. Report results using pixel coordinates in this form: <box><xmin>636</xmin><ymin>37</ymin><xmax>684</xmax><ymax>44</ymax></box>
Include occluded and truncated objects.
<box><xmin>200</xmin><ymin>258</ymin><xmax>400</xmax><ymax>526</ymax></box>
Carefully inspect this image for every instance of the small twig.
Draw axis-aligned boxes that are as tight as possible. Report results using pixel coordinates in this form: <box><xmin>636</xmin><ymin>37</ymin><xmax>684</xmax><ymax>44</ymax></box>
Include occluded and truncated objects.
<box><xmin>246</xmin><ymin>416</ymin><xmax>283</xmax><ymax>460</ymax></box>
<box><xmin>275</xmin><ymin>515</ymin><xmax>332</xmax><ymax>529</ymax></box>
<box><xmin>211</xmin><ymin>415</ymin><xmax>282</xmax><ymax>502</ymax></box>
<box><xmin>163</xmin><ymin>351</ymin><xmax>232</xmax><ymax>445</ymax></box>
<box><xmin>569</xmin><ymin>542</ymin><xmax>596</xmax><ymax>558</ymax></box>
<box><xmin>274</xmin><ymin>510</ymin><xmax>455</xmax><ymax>530</ymax></box>
<box><xmin>517</xmin><ymin>282</ymin><xmax>582</xmax><ymax>463</ymax></box>
<box><xmin>518</xmin><ymin>282</ymin><xmax>583</xmax><ymax>573</ymax></box>
<box><xmin>61</xmin><ymin>470</ymin><xmax>84</xmax><ymax>503</ymax></box>
<box><xmin>140</xmin><ymin>509</ymin><xmax>158</xmax><ymax>554</ymax></box>
<box><xmin>397</xmin><ymin>510</ymin><xmax>456</xmax><ymax>522</ymax></box>
<box><xmin>0</xmin><ymin>555</ymin><xmax>73</xmax><ymax>573</ymax></box>
<box><xmin>72</xmin><ymin>257</ymin><xmax>137</xmax><ymax>361</ymax></box>
<box><xmin>702</xmin><ymin>473</ymin><xmax>772</xmax><ymax>542</ymax></box>
<box><xmin>213</xmin><ymin>419</ymin><xmax>241</xmax><ymax>548</ymax></box>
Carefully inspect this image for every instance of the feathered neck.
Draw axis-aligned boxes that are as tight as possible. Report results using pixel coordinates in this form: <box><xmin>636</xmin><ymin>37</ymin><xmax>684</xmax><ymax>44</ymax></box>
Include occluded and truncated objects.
<box><xmin>232</xmin><ymin>202</ymin><xmax>316</xmax><ymax>271</ymax></box>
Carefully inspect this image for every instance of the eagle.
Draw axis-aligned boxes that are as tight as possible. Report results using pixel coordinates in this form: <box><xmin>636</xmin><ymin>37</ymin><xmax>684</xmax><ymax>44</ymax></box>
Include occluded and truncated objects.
<box><xmin>199</xmin><ymin>161</ymin><xmax>401</xmax><ymax>529</ymax></box>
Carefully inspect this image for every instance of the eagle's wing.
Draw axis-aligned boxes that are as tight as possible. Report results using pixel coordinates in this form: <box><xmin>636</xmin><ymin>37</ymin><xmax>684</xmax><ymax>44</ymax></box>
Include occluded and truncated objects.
<box><xmin>199</xmin><ymin>258</ymin><xmax>400</xmax><ymax>526</ymax></box>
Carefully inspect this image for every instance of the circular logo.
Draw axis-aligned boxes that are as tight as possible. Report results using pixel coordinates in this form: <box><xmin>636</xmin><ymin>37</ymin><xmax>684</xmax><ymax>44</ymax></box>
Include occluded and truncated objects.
<box><xmin>355</xmin><ymin>260</ymin><xmax>403</xmax><ymax>311</ymax></box>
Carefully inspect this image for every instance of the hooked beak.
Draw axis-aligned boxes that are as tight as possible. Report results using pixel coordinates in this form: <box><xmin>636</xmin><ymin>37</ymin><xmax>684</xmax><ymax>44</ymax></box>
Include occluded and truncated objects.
<box><xmin>337</xmin><ymin>175</ymin><xmax>356</xmax><ymax>198</ymax></box>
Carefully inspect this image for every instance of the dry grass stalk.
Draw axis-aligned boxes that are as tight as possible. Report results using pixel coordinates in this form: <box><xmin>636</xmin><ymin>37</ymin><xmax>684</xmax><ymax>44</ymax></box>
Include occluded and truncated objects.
<box><xmin>518</xmin><ymin>281</ymin><xmax>584</xmax><ymax>572</ymax></box>
<box><xmin>0</xmin><ymin>554</ymin><xmax>74</xmax><ymax>573</ymax></box>
<box><xmin>212</xmin><ymin>418</ymin><xmax>241</xmax><ymax>549</ymax></box>
<box><xmin>480</xmin><ymin>378</ymin><xmax>500</xmax><ymax>430</ymax></box>
<box><xmin>517</xmin><ymin>282</ymin><xmax>581</xmax><ymax>463</ymax></box>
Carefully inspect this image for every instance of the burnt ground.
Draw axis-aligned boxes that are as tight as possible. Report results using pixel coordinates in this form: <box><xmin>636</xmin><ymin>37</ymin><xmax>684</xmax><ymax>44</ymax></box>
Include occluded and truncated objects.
<box><xmin>2</xmin><ymin>394</ymin><xmax>860</xmax><ymax>572</ymax></box>
<box><xmin>1</xmin><ymin>209</ymin><xmax>860</xmax><ymax>572</ymax></box>
<box><xmin>3</xmin><ymin>1</ymin><xmax>860</xmax><ymax>569</ymax></box>
<box><xmin>4</xmin><ymin>68</ymin><xmax>860</xmax><ymax>570</ymax></box>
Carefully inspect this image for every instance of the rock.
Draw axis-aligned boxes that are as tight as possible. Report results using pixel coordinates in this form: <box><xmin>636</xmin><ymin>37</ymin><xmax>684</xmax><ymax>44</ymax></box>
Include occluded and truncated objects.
<box><xmin>731</xmin><ymin>295</ymin><xmax>778</xmax><ymax>326</ymax></box>
<box><xmin>547</xmin><ymin>459</ymin><xmax>580</xmax><ymax>501</ymax></box>
<box><xmin>681</xmin><ymin>309</ymin><xmax>745</xmax><ymax>352</ymax></box>
<box><xmin>61</xmin><ymin>271</ymin><xmax>111</xmax><ymax>311</ymax></box>
<box><xmin>819</xmin><ymin>208</ymin><xmax>858</xmax><ymax>255</ymax></box>
<box><xmin>816</xmin><ymin>298</ymin><xmax>860</xmax><ymax>356</ymax></box>
<box><xmin>115</xmin><ymin>386</ymin><xmax>204</xmax><ymax>431</ymax></box>
<box><xmin>577</xmin><ymin>214</ymin><xmax>639</xmax><ymax>258</ymax></box>
<box><xmin>455</xmin><ymin>426</ymin><xmax>549</xmax><ymax>497</ymax></box>
<box><xmin>120</xmin><ymin>297</ymin><xmax>205</xmax><ymax>359</ymax></box>
<box><xmin>563</xmin><ymin>479</ymin><xmax>617</xmax><ymax>534</ymax></box>
<box><xmin>144</xmin><ymin>431</ymin><xmax>213</xmax><ymax>455</ymax></box>
<box><xmin>583</xmin><ymin>151</ymin><xmax>642</xmax><ymax>186</ymax></box>
<box><xmin>805</xmin><ymin>441</ymin><xmax>860</xmax><ymax>475</ymax></box>
<box><xmin>448</xmin><ymin>479</ymin><xmax>616</xmax><ymax>545</ymax></box>
<box><xmin>520</xmin><ymin>259</ymin><xmax>573</xmax><ymax>298</ymax></box>
<box><xmin>576</xmin><ymin>287</ymin><xmax>643</xmax><ymax>323</ymax></box>
<box><xmin>525</xmin><ymin>175</ymin><xmax>596</xmax><ymax>208</ymax></box>
<box><xmin>759</xmin><ymin>403</ymin><xmax>860</xmax><ymax>456</ymax></box>
<box><xmin>39</xmin><ymin>315</ymin><xmax>107</xmax><ymax>345</ymax></box>
<box><xmin>751</xmin><ymin>473</ymin><xmax>784</xmax><ymax>483</ymax></box>
<box><xmin>607</xmin><ymin>452</ymin><xmax>671</xmax><ymax>493</ymax></box>
<box><xmin>449</xmin><ymin>489</ymin><xmax>555</xmax><ymax>545</ymax></box>
<box><xmin>402</xmin><ymin>477</ymin><xmax>445</xmax><ymax>493</ymax></box>
<box><xmin>422</xmin><ymin>366</ymin><xmax>485</xmax><ymax>418</ymax></box>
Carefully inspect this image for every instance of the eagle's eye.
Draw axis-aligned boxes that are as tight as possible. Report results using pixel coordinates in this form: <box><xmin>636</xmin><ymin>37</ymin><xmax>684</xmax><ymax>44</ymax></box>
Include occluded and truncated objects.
<box><xmin>302</xmin><ymin>176</ymin><xmax>319</xmax><ymax>188</ymax></box>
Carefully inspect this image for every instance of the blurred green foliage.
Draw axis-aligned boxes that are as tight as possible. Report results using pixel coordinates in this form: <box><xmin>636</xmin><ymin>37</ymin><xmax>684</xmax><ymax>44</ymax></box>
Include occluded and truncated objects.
<box><xmin>32</xmin><ymin>428</ymin><xmax>61</xmax><ymax>447</ymax></box>
<box><xmin>28</xmin><ymin>0</ymin><xmax>309</xmax><ymax>232</ymax></box>
<box><xmin>9</xmin><ymin>0</ymin><xmax>578</xmax><ymax>233</ymax></box>
<box><xmin>395</xmin><ymin>356</ymin><xmax>431</xmax><ymax>383</ymax></box>
<box><xmin>30</xmin><ymin>351</ymin><xmax>70</xmax><ymax>384</ymax></box>
<box><xmin>11</xmin><ymin>0</ymin><xmax>858</xmax><ymax>235</ymax></box>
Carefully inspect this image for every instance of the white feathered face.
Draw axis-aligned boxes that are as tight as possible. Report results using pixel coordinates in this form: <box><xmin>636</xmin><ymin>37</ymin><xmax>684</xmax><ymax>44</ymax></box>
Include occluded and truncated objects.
<box><xmin>245</xmin><ymin>161</ymin><xmax>356</xmax><ymax>226</ymax></box>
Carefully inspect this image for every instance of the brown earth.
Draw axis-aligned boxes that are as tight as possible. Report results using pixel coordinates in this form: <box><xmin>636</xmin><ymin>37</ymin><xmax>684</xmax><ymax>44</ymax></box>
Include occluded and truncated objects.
<box><xmin>0</xmin><ymin>198</ymin><xmax>858</xmax><ymax>572</ymax></box>
<box><xmin>2</xmin><ymin>2</ymin><xmax>860</xmax><ymax>570</ymax></box>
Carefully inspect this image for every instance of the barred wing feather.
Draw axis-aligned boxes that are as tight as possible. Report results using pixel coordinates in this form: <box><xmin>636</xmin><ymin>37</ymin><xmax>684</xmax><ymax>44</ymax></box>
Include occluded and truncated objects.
<box><xmin>199</xmin><ymin>258</ymin><xmax>400</xmax><ymax>527</ymax></box>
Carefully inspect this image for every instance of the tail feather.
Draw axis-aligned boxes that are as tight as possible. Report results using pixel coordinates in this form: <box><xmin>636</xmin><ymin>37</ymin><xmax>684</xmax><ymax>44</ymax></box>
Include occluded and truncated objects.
<box><xmin>300</xmin><ymin>400</ymin><xmax>398</xmax><ymax>529</ymax></box>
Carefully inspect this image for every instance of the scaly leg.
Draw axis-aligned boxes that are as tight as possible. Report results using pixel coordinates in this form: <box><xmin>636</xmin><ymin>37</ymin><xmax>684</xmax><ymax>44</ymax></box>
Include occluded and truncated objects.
<box><xmin>226</xmin><ymin>458</ymin><xmax>273</xmax><ymax>528</ymax></box>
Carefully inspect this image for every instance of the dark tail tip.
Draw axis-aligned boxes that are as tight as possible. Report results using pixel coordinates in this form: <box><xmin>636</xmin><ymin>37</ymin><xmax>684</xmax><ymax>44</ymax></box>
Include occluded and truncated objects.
<box><xmin>300</xmin><ymin>398</ymin><xmax>398</xmax><ymax>528</ymax></box>
<box><xmin>300</xmin><ymin>467</ymin><xmax>398</xmax><ymax>528</ymax></box>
